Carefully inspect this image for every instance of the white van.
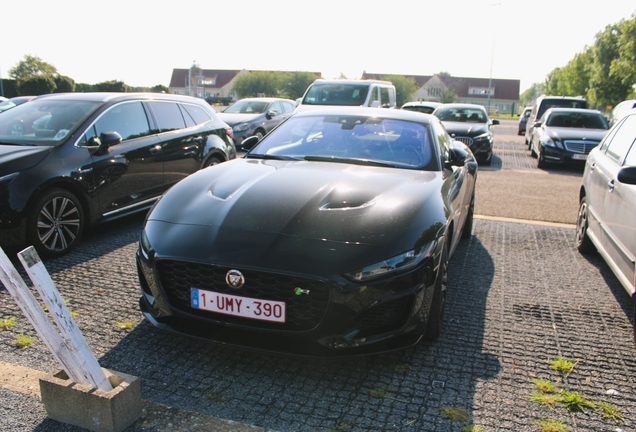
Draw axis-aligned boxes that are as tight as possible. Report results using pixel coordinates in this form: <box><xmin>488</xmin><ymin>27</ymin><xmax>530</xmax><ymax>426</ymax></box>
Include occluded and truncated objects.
<box><xmin>296</xmin><ymin>79</ymin><xmax>396</xmax><ymax>111</ymax></box>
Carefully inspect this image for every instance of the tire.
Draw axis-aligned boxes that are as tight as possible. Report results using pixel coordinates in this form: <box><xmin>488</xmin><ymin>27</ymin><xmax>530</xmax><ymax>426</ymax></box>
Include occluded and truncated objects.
<box><xmin>537</xmin><ymin>147</ymin><xmax>547</xmax><ymax>168</ymax></box>
<box><xmin>254</xmin><ymin>129</ymin><xmax>265</xmax><ymax>140</ymax></box>
<box><xmin>204</xmin><ymin>156</ymin><xmax>222</xmax><ymax>168</ymax></box>
<box><xmin>26</xmin><ymin>188</ymin><xmax>84</xmax><ymax>258</ymax></box>
<box><xmin>423</xmin><ymin>242</ymin><xmax>448</xmax><ymax>340</ymax></box>
<box><xmin>576</xmin><ymin>196</ymin><xmax>596</xmax><ymax>254</ymax></box>
<box><xmin>462</xmin><ymin>194</ymin><xmax>475</xmax><ymax>239</ymax></box>
<box><xmin>480</xmin><ymin>152</ymin><xmax>493</xmax><ymax>166</ymax></box>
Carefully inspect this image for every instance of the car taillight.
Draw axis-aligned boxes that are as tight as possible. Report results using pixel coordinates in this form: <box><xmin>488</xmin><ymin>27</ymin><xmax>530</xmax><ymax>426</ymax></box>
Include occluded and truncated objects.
<box><xmin>226</xmin><ymin>127</ymin><xmax>233</xmax><ymax>138</ymax></box>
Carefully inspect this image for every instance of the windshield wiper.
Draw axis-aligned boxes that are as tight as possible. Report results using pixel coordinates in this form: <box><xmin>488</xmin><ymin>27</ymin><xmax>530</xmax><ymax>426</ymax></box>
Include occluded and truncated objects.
<box><xmin>245</xmin><ymin>153</ymin><xmax>301</xmax><ymax>161</ymax></box>
<box><xmin>303</xmin><ymin>155</ymin><xmax>397</xmax><ymax>168</ymax></box>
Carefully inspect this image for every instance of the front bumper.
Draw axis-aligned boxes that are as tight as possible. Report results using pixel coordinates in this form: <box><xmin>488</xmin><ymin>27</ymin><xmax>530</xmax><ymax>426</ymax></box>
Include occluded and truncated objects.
<box><xmin>136</xmin><ymin>242</ymin><xmax>443</xmax><ymax>358</ymax></box>
<box><xmin>541</xmin><ymin>145</ymin><xmax>591</xmax><ymax>164</ymax></box>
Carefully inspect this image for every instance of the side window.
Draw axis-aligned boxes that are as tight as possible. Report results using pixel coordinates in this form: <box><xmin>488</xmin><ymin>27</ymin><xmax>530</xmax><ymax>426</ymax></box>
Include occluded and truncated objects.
<box><xmin>269</xmin><ymin>102</ymin><xmax>283</xmax><ymax>115</ymax></box>
<box><xmin>282</xmin><ymin>102</ymin><xmax>295</xmax><ymax>113</ymax></box>
<box><xmin>623</xmin><ymin>141</ymin><xmax>636</xmax><ymax>167</ymax></box>
<box><xmin>606</xmin><ymin>114</ymin><xmax>636</xmax><ymax>163</ymax></box>
<box><xmin>181</xmin><ymin>103</ymin><xmax>212</xmax><ymax>125</ymax></box>
<box><xmin>368</xmin><ymin>87</ymin><xmax>379</xmax><ymax>106</ymax></box>
<box><xmin>94</xmin><ymin>102</ymin><xmax>151</xmax><ymax>142</ymax></box>
<box><xmin>432</xmin><ymin>119</ymin><xmax>451</xmax><ymax>164</ymax></box>
<box><xmin>179</xmin><ymin>105</ymin><xmax>196</xmax><ymax>128</ymax></box>
<box><xmin>149</xmin><ymin>101</ymin><xmax>186</xmax><ymax>132</ymax></box>
<box><xmin>380</xmin><ymin>87</ymin><xmax>392</xmax><ymax>108</ymax></box>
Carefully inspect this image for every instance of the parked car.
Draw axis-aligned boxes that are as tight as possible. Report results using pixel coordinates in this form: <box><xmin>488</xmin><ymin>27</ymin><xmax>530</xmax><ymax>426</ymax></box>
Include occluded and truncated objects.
<box><xmin>216</xmin><ymin>97</ymin><xmax>295</xmax><ymax>148</ymax></box>
<box><xmin>136</xmin><ymin>107</ymin><xmax>478</xmax><ymax>357</ymax></box>
<box><xmin>296</xmin><ymin>79</ymin><xmax>396</xmax><ymax>112</ymax></box>
<box><xmin>518</xmin><ymin>106</ymin><xmax>532</xmax><ymax>135</ymax></box>
<box><xmin>525</xmin><ymin>95</ymin><xmax>587</xmax><ymax>147</ymax></box>
<box><xmin>0</xmin><ymin>97</ymin><xmax>7</xmax><ymax>103</ymax></box>
<box><xmin>0</xmin><ymin>96</ymin><xmax>36</xmax><ymax>114</ymax></box>
<box><xmin>610</xmin><ymin>99</ymin><xmax>636</xmax><ymax>126</ymax></box>
<box><xmin>401</xmin><ymin>101</ymin><xmax>441</xmax><ymax>114</ymax></box>
<box><xmin>576</xmin><ymin>107</ymin><xmax>636</xmax><ymax>340</ymax></box>
<box><xmin>0</xmin><ymin>92</ymin><xmax>236</xmax><ymax>258</ymax></box>
<box><xmin>433</xmin><ymin>103</ymin><xmax>499</xmax><ymax>165</ymax></box>
<box><xmin>530</xmin><ymin>108</ymin><xmax>610</xmax><ymax>168</ymax></box>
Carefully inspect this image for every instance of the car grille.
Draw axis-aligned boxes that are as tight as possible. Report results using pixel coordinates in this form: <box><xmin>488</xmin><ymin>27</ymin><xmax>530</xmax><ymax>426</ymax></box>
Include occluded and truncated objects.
<box><xmin>453</xmin><ymin>136</ymin><xmax>473</xmax><ymax>146</ymax></box>
<box><xmin>156</xmin><ymin>260</ymin><xmax>330</xmax><ymax>332</ymax></box>
<box><xmin>563</xmin><ymin>140</ymin><xmax>600</xmax><ymax>154</ymax></box>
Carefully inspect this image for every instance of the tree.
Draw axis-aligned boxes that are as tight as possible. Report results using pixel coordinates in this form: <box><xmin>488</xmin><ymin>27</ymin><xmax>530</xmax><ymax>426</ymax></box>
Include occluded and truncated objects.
<box><xmin>382</xmin><ymin>75</ymin><xmax>417</xmax><ymax>107</ymax></box>
<box><xmin>440</xmin><ymin>86</ymin><xmax>458</xmax><ymax>103</ymax></box>
<box><xmin>231</xmin><ymin>72</ymin><xmax>281</xmax><ymax>98</ymax></box>
<box><xmin>150</xmin><ymin>84</ymin><xmax>170</xmax><ymax>93</ymax></box>
<box><xmin>8</xmin><ymin>55</ymin><xmax>57</xmax><ymax>82</ymax></box>
<box><xmin>612</xmin><ymin>16</ymin><xmax>636</xmax><ymax>99</ymax></box>
<box><xmin>94</xmin><ymin>80</ymin><xmax>128</xmax><ymax>92</ymax></box>
<box><xmin>281</xmin><ymin>72</ymin><xmax>317</xmax><ymax>100</ymax></box>
<box><xmin>520</xmin><ymin>83</ymin><xmax>542</xmax><ymax>106</ymax></box>
<box><xmin>17</xmin><ymin>75</ymin><xmax>56</xmax><ymax>95</ymax></box>
<box><xmin>53</xmin><ymin>75</ymin><xmax>75</xmax><ymax>93</ymax></box>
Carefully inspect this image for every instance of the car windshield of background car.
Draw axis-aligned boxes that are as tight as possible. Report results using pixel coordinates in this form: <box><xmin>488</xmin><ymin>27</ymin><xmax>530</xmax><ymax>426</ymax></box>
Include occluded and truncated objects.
<box><xmin>0</xmin><ymin>100</ymin><xmax>101</xmax><ymax>145</ymax></box>
<box><xmin>247</xmin><ymin>115</ymin><xmax>434</xmax><ymax>169</ymax></box>
<box><xmin>546</xmin><ymin>112</ymin><xmax>609</xmax><ymax>129</ymax></box>
<box><xmin>303</xmin><ymin>84</ymin><xmax>370</xmax><ymax>106</ymax></box>
<box><xmin>436</xmin><ymin>108</ymin><xmax>486</xmax><ymax>123</ymax></box>
<box><xmin>224</xmin><ymin>100</ymin><xmax>268</xmax><ymax>114</ymax></box>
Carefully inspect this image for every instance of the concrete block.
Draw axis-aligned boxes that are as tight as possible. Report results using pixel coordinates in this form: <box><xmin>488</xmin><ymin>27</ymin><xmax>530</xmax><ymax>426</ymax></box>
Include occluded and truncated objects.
<box><xmin>39</xmin><ymin>368</ymin><xmax>142</xmax><ymax>432</ymax></box>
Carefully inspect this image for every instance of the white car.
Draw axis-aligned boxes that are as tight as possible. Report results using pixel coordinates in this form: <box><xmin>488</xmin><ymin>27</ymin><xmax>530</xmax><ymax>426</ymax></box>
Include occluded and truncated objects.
<box><xmin>576</xmin><ymin>107</ymin><xmax>636</xmax><ymax>340</ymax></box>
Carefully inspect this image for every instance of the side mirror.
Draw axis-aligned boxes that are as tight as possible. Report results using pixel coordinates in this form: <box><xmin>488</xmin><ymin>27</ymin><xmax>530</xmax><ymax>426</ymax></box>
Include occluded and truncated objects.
<box><xmin>492</xmin><ymin>119</ymin><xmax>500</xmax><ymax>125</ymax></box>
<box><xmin>445</xmin><ymin>145</ymin><xmax>467</xmax><ymax>168</ymax></box>
<box><xmin>266</xmin><ymin>110</ymin><xmax>278</xmax><ymax>119</ymax></box>
<box><xmin>533</xmin><ymin>121</ymin><xmax>542</xmax><ymax>128</ymax></box>
<box><xmin>617</xmin><ymin>166</ymin><xmax>636</xmax><ymax>185</ymax></box>
<box><xmin>100</xmin><ymin>131</ymin><xmax>123</xmax><ymax>147</ymax></box>
<box><xmin>241</xmin><ymin>135</ymin><xmax>260</xmax><ymax>151</ymax></box>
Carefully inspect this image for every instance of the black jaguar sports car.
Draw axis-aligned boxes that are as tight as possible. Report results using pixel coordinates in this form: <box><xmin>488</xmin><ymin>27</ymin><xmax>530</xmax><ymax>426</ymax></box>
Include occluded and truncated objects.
<box><xmin>137</xmin><ymin>107</ymin><xmax>478</xmax><ymax>357</ymax></box>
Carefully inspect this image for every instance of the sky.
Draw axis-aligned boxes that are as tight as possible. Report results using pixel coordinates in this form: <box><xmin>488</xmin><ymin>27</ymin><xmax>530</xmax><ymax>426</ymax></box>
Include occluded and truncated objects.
<box><xmin>2</xmin><ymin>0</ymin><xmax>635</xmax><ymax>94</ymax></box>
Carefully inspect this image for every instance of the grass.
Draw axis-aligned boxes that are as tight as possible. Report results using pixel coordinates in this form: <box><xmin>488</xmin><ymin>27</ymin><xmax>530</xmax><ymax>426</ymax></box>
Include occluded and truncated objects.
<box><xmin>462</xmin><ymin>425</ymin><xmax>486</xmax><ymax>432</ymax></box>
<box><xmin>367</xmin><ymin>388</ymin><xmax>386</xmax><ymax>398</ymax></box>
<box><xmin>0</xmin><ymin>317</ymin><xmax>17</xmax><ymax>331</ymax></box>
<box><xmin>595</xmin><ymin>402</ymin><xmax>624</xmax><ymax>423</ymax></box>
<box><xmin>115</xmin><ymin>320</ymin><xmax>134</xmax><ymax>330</ymax></box>
<box><xmin>14</xmin><ymin>334</ymin><xmax>36</xmax><ymax>348</ymax></box>
<box><xmin>533</xmin><ymin>379</ymin><xmax>558</xmax><ymax>394</ymax></box>
<box><xmin>559</xmin><ymin>391</ymin><xmax>595</xmax><ymax>413</ymax></box>
<box><xmin>528</xmin><ymin>393</ymin><xmax>563</xmax><ymax>407</ymax></box>
<box><xmin>535</xmin><ymin>419</ymin><xmax>570</xmax><ymax>432</ymax></box>
<box><xmin>204</xmin><ymin>390</ymin><xmax>226</xmax><ymax>402</ymax></box>
<box><xmin>379</xmin><ymin>357</ymin><xmax>410</xmax><ymax>374</ymax></box>
<box><xmin>549</xmin><ymin>357</ymin><xmax>577</xmax><ymax>375</ymax></box>
<box><xmin>439</xmin><ymin>407</ymin><xmax>470</xmax><ymax>423</ymax></box>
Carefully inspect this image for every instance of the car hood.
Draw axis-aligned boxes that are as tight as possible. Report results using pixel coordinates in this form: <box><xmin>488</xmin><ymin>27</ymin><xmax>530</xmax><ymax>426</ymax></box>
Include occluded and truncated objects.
<box><xmin>145</xmin><ymin>158</ymin><xmax>447</xmax><ymax>275</ymax></box>
<box><xmin>544</xmin><ymin>127</ymin><xmax>608</xmax><ymax>141</ymax></box>
<box><xmin>0</xmin><ymin>144</ymin><xmax>51</xmax><ymax>176</ymax></box>
<box><xmin>441</xmin><ymin>122</ymin><xmax>489</xmax><ymax>137</ymax></box>
<box><xmin>215</xmin><ymin>112</ymin><xmax>261</xmax><ymax>126</ymax></box>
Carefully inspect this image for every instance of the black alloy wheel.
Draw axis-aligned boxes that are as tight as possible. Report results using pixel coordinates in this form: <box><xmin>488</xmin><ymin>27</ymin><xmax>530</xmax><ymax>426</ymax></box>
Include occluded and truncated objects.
<box><xmin>423</xmin><ymin>241</ymin><xmax>448</xmax><ymax>340</ymax></box>
<box><xmin>537</xmin><ymin>147</ymin><xmax>547</xmax><ymax>169</ymax></box>
<box><xmin>254</xmin><ymin>129</ymin><xmax>265</xmax><ymax>140</ymax></box>
<box><xmin>576</xmin><ymin>196</ymin><xmax>596</xmax><ymax>253</ymax></box>
<box><xmin>27</xmin><ymin>188</ymin><xmax>84</xmax><ymax>258</ymax></box>
<box><xmin>204</xmin><ymin>156</ymin><xmax>222</xmax><ymax>168</ymax></box>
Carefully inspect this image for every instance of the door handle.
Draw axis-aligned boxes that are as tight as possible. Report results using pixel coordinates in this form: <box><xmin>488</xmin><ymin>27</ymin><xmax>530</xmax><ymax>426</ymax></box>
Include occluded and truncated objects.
<box><xmin>589</xmin><ymin>162</ymin><xmax>596</xmax><ymax>172</ymax></box>
<box><xmin>149</xmin><ymin>145</ymin><xmax>162</xmax><ymax>154</ymax></box>
<box><xmin>608</xmin><ymin>179</ymin><xmax>615</xmax><ymax>193</ymax></box>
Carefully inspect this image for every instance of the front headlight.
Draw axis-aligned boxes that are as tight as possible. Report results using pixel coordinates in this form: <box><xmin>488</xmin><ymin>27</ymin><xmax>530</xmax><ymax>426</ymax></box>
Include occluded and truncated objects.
<box><xmin>541</xmin><ymin>135</ymin><xmax>560</xmax><ymax>148</ymax></box>
<box><xmin>0</xmin><ymin>172</ymin><xmax>19</xmax><ymax>183</ymax></box>
<box><xmin>233</xmin><ymin>123</ymin><xmax>250</xmax><ymax>133</ymax></box>
<box><xmin>343</xmin><ymin>240</ymin><xmax>438</xmax><ymax>282</ymax></box>
<box><xmin>473</xmin><ymin>132</ymin><xmax>491</xmax><ymax>142</ymax></box>
<box><xmin>139</xmin><ymin>230</ymin><xmax>153</xmax><ymax>260</ymax></box>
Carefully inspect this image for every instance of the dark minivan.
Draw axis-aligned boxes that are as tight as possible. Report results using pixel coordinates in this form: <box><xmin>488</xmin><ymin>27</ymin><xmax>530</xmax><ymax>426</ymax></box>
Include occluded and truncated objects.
<box><xmin>0</xmin><ymin>92</ymin><xmax>236</xmax><ymax>257</ymax></box>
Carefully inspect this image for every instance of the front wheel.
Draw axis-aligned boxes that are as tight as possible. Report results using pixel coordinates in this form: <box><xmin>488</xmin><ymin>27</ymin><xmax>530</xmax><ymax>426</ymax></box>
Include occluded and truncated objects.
<box><xmin>537</xmin><ymin>147</ymin><xmax>547</xmax><ymax>169</ymax></box>
<box><xmin>204</xmin><ymin>156</ymin><xmax>222</xmax><ymax>168</ymax></box>
<box><xmin>423</xmin><ymin>243</ymin><xmax>448</xmax><ymax>340</ymax></box>
<box><xmin>26</xmin><ymin>188</ymin><xmax>85</xmax><ymax>258</ymax></box>
<box><xmin>462</xmin><ymin>194</ymin><xmax>475</xmax><ymax>239</ymax></box>
<box><xmin>576</xmin><ymin>196</ymin><xmax>595</xmax><ymax>254</ymax></box>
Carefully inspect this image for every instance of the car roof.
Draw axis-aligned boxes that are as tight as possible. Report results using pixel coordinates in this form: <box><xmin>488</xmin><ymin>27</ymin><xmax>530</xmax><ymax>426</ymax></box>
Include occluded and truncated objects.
<box><xmin>435</xmin><ymin>103</ymin><xmax>487</xmax><ymax>110</ymax></box>
<box><xmin>310</xmin><ymin>79</ymin><xmax>393</xmax><ymax>86</ymax></box>
<box><xmin>292</xmin><ymin>107</ymin><xmax>435</xmax><ymax>124</ymax></box>
<box><xmin>33</xmin><ymin>92</ymin><xmax>209</xmax><ymax>104</ymax></box>
<box><xmin>544</xmin><ymin>108</ymin><xmax>603</xmax><ymax>115</ymax></box>
<box><xmin>231</xmin><ymin>97</ymin><xmax>294</xmax><ymax>103</ymax></box>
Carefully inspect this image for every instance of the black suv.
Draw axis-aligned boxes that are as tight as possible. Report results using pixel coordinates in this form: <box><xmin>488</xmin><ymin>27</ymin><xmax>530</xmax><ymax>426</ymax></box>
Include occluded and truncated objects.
<box><xmin>524</xmin><ymin>95</ymin><xmax>587</xmax><ymax>147</ymax></box>
<box><xmin>0</xmin><ymin>92</ymin><xmax>236</xmax><ymax>257</ymax></box>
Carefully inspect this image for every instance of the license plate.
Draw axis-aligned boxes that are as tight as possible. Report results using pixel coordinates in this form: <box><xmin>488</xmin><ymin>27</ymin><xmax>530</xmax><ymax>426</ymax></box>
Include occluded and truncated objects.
<box><xmin>572</xmin><ymin>154</ymin><xmax>587</xmax><ymax>160</ymax></box>
<box><xmin>191</xmin><ymin>288</ymin><xmax>286</xmax><ymax>323</ymax></box>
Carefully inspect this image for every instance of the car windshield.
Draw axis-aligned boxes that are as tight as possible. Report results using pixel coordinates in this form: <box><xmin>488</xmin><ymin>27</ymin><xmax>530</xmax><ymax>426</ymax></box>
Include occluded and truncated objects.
<box><xmin>0</xmin><ymin>99</ymin><xmax>101</xmax><ymax>146</ymax></box>
<box><xmin>435</xmin><ymin>107</ymin><xmax>487</xmax><ymax>123</ymax></box>
<box><xmin>302</xmin><ymin>84</ymin><xmax>370</xmax><ymax>106</ymax></box>
<box><xmin>223</xmin><ymin>100</ymin><xmax>268</xmax><ymax>114</ymax></box>
<box><xmin>546</xmin><ymin>112</ymin><xmax>609</xmax><ymax>129</ymax></box>
<box><xmin>247</xmin><ymin>115</ymin><xmax>436</xmax><ymax>170</ymax></box>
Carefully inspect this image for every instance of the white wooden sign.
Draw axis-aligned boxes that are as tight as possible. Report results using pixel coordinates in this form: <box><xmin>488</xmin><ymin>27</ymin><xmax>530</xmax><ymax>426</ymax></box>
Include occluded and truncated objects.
<box><xmin>0</xmin><ymin>246</ymin><xmax>112</xmax><ymax>391</ymax></box>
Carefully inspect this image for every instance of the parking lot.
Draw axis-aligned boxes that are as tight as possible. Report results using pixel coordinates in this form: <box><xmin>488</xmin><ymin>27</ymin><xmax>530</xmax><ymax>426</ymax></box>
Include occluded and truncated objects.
<box><xmin>1</xmin><ymin>120</ymin><xmax>635</xmax><ymax>432</ymax></box>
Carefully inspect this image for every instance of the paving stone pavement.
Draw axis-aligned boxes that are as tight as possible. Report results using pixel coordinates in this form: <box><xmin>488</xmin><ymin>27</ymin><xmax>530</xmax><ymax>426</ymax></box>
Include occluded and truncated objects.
<box><xmin>1</xmin><ymin>120</ymin><xmax>635</xmax><ymax>432</ymax></box>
